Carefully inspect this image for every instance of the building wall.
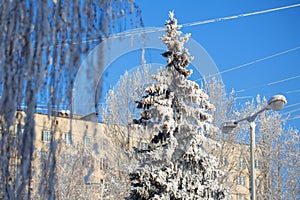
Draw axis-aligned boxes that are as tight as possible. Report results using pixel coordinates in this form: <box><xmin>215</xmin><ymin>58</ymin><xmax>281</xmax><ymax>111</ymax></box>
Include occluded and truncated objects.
<box><xmin>211</xmin><ymin>141</ymin><xmax>263</xmax><ymax>200</ymax></box>
<box><xmin>7</xmin><ymin>111</ymin><xmax>128</xmax><ymax>199</ymax></box>
<box><xmin>3</xmin><ymin>111</ymin><xmax>263</xmax><ymax>199</ymax></box>
<box><xmin>128</xmin><ymin>127</ymin><xmax>263</xmax><ymax>200</ymax></box>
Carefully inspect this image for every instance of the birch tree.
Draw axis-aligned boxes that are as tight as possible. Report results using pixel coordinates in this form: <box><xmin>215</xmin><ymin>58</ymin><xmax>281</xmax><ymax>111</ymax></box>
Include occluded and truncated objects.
<box><xmin>221</xmin><ymin>95</ymin><xmax>300</xmax><ymax>200</ymax></box>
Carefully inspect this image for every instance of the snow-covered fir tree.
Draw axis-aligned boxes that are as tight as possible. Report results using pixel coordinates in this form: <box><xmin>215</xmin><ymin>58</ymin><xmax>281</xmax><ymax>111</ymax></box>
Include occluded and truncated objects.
<box><xmin>127</xmin><ymin>11</ymin><xmax>226</xmax><ymax>200</ymax></box>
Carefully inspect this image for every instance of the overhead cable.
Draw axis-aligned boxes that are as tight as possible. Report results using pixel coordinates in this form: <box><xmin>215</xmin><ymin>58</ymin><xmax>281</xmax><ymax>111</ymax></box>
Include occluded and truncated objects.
<box><xmin>182</xmin><ymin>4</ymin><xmax>300</xmax><ymax>28</ymax></box>
<box><xmin>283</xmin><ymin>102</ymin><xmax>300</xmax><ymax>109</ymax></box>
<box><xmin>236</xmin><ymin>73</ymin><xmax>300</xmax><ymax>93</ymax></box>
<box><xmin>195</xmin><ymin>45</ymin><xmax>300</xmax><ymax>83</ymax></box>
<box><xmin>52</xmin><ymin>3</ymin><xmax>300</xmax><ymax>46</ymax></box>
<box><xmin>287</xmin><ymin>115</ymin><xmax>300</xmax><ymax>121</ymax></box>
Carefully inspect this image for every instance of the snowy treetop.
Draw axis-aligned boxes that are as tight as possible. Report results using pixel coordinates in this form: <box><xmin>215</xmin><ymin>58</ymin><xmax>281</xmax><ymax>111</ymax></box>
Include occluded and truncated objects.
<box><xmin>128</xmin><ymin>11</ymin><xmax>226</xmax><ymax>200</ymax></box>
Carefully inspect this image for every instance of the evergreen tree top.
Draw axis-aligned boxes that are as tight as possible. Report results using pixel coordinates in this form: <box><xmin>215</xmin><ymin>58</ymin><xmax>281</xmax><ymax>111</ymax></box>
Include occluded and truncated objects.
<box><xmin>128</xmin><ymin>12</ymin><xmax>226</xmax><ymax>200</ymax></box>
<box><xmin>161</xmin><ymin>11</ymin><xmax>191</xmax><ymax>54</ymax></box>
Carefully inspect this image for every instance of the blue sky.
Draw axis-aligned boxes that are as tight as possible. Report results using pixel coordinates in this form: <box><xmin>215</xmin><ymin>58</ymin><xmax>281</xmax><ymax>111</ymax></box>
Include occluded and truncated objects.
<box><xmin>99</xmin><ymin>1</ymin><xmax>300</xmax><ymax>130</ymax></box>
<box><xmin>137</xmin><ymin>0</ymin><xmax>300</xmax><ymax>127</ymax></box>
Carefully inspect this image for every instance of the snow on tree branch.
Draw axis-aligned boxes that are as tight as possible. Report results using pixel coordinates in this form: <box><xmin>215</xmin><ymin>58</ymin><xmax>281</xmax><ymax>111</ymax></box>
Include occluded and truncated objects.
<box><xmin>127</xmin><ymin>11</ymin><xmax>226</xmax><ymax>200</ymax></box>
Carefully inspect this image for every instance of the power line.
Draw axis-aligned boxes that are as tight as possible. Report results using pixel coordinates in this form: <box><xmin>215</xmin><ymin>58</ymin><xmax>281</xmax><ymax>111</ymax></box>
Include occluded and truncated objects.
<box><xmin>236</xmin><ymin>73</ymin><xmax>300</xmax><ymax>93</ymax></box>
<box><xmin>286</xmin><ymin>89</ymin><xmax>300</xmax><ymax>94</ymax></box>
<box><xmin>283</xmin><ymin>108</ymin><xmax>300</xmax><ymax>115</ymax></box>
<box><xmin>51</xmin><ymin>3</ymin><xmax>300</xmax><ymax>46</ymax></box>
<box><xmin>223</xmin><ymin>46</ymin><xmax>300</xmax><ymax>77</ymax></box>
<box><xmin>235</xmin><ymin>96</ymin><xmax>253</xmax><ymax>100</ymax></box>
<box><xmin>107</xmin><ymin>3</ymin><xmax>300</xmax><ymax>40</ymax></box>
<box><xmin>287</xmin><ymin>115</ymin><xmax>300</xmax><ymax>121</ymax></box>
<box><xmin>267</xmin><ymin>74</ymin><xmax>300</xmax><ymax>86</ymax></box>
<box><xmin>195</xmin><ymin>45</ymin><xmax>300</xmax><ymax>83</ymax></box>
<box><xmin>232</xmin><ymin>74</ymin><xmax>300</xmax><ymax>102</ymax></box>
<box><xmin>182</xmin><ymin>4</ymin><xmax>300</xmax><ymax>28</ymax></box>
<box><xmin>284</xmin><ymin>102</ymin><xmax>300</xmax><ymax>109</ymax></box>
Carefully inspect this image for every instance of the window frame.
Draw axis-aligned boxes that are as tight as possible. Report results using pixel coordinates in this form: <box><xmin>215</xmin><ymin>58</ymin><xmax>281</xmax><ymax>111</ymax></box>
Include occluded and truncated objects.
<box><xmin>222</xmin><ymin>156</ymin><xmax>228</xmax><ymax>166</ymax></box>
<box><xmin>101</xmin><ymin>138</ymin><xmax>108</xmax><ymax>150</ymax></box>
<box><xmin>237</xmin><ymin>176</ymin><xmax>246</xmax><ymax>186</ymax></box>
<box><xmin>41</xmin><ymin>130</ymin><xmax>52</xmax><ymax>143</ymax></box>
<box><xmin>83</xmin><ymin>155</ymin><xmax>94</xmax><ymax>168</ymax></box>
<box><xmin>137</xmin><ymin>141</ymin><xmax>149</xmax><ymax>151</ymax></box>
<box><xmin>237</xmin><ymin>157</ymin><xmax>246</xmax><ymax>169</ymax></box>
<box><xmin>99</xmin><ymin>158</ymin><xmax>108</xmax><ymax>171</ymax></box>
<box><xmin>254</xmin><ymin>159</ymin><xmax>261</xmax><ymax>169</ymax></box>
<box><xmin>84</xmin><ymin>136</ymin><xmax>91</xmax><ymax>147</ymax></box>
<box><xmin>237</xmin><ymin>194</ymin><xmax>245</xmax><ymax>200</ymax></box>
<box><xmin>64</xmin><ymin>132</ymin><xmax>72</xmax><ymax>145</ymax></box>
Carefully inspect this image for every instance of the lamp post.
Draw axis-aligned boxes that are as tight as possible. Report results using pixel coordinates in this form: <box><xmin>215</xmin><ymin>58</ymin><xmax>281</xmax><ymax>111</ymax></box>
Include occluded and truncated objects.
<box><xmin>221</xmin><ymin>95</ymin><xmax>287</xmax><ymax>200</ymax></box>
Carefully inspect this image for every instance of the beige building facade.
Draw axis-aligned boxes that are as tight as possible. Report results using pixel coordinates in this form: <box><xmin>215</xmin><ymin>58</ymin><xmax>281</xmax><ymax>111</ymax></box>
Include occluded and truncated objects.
<box><xmin>214</xmin><ymin>141</ymin><xmax>263</xmax><ymax>200</ymax></box>
<box><xmin>1</xmin><ymin>111</ymin><xmax>262</xmax><ymax>199</ymax></box>
<box><xmin>2</xmin><ymin>111</ymin><xmax>130</xmax><ymax>199</ymax></box>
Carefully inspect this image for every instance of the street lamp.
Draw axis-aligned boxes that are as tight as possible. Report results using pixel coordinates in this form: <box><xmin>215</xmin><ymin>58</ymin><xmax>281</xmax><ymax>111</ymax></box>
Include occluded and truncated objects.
<box><xmin>221</xmin><ymin>95</ymin><xmax>287</xmax><ymax>200</ymax></box>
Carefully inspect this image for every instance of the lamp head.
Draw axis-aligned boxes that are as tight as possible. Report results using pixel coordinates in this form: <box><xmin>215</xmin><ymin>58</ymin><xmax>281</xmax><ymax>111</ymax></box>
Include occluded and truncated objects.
<box><xmin>221</xmin><ymin>121</ymin><xmax>237</xmax><ymax>134</ymax></box>
<box><xmin>267</xmin><ymin>95</ymin><xmax>287</xmax><ymax>111</ymax></box>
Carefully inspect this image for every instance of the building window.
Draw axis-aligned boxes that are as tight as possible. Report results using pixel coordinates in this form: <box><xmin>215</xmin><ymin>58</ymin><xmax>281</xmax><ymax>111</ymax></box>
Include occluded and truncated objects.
<box><xmin>223</xmin><ymin>177</ymin><xmax>230</xmax><ymax>184</ymax></box>
<box><xmin>255</xmin><ymin>160</ymin><xmax>261</xmax><ymax>169</ymax></box>
<box><xmin>237</xmin><ymin>194</ymin><xmax>245</xmax><ymax>200</ymax></box>
<box><xmin>83</xmin><ymin>155</ymin><xmax>94</xmax><ymax>168</ymax></box>
<box><xmin>41</xmin><ymin>130</ymin><xmax>52</xmax><ymax>142</ymax></box>
<box><xmin>99</xmin><ymin>158</ymin><xmax>108</xmax><ymax>171</ymax></box>
<box><xmin>0</xmin><ymin>126</ymin><xmax>3</xmax><ymax>139</ymax></box>
<box><xmin>40</xmin><ymin>151</ymin><xmax>49</xmax><ymax>170</ymax></box>
<box><xmin>237</xmin><ymin>158</ymin><xmax>245</xmax><ymax>169</ymax></box>
<box><xmin>137</xmin><ymin>141</ymin><xmax>148</xmax><ymax>150</ymax></box>
<box><xmin>101</xmin><ymin>138</ymin><xmax>108</xmax><ymax>150</ymax></box>
<box><xmin>256</xmin><ymin>178</ymin><xmax>261</xmax><ymax>186</ymax></box>
<box><xmin>40</xmin><ymin>150</ymin><xmax>47</xmax><ymax>157</ymax></box>
<box><xmin>263</xmin><ymin>134</ymin><xmax>270</xmax><ymax>142</ymax></box>
<box><xmin>237</xmin><ymin>176</ymin><xmax>246</xmax><ymax>186</ymax></box>
<box><xmin>15</xmin><ymin>124</ymin><xmax>24</xmax><ymax>135</ymax></box>
<box><xmin>84</xmin><ymin>136</ymin><xmax>91</xmax><ymax>147</ymax></box>
<box><xmin>100</xmin><ymin>179</ymin><xmax>107</xmax><ymax>189</ymax></box>
<box><xmin>64</xmin><ymin>132</ymin><xmax>72</xmax><ymax>145</ymax></box>
<box><xmin>222</xmin><ymin>156</ymin><xmax>228</xmax><ymax>166</ymax></box>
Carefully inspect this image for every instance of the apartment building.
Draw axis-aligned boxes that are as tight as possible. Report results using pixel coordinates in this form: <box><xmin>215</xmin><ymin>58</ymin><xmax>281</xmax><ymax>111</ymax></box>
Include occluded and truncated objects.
<box><xmin>213</xmin><ymin>141</ymin><xmax>263</xmax><ymax>200</ymax></box>
<box><xmin>127</xmin><ymin>126</ymin><xmax>263</xmax><ymax>200</ymax></box>
<box><xmin>1</xmin><ymin>110</ymin><xmax>131</xmax><ymax>199</ymax></box>
<box><xmin>1</xmin><ymin>111</ymin><xmax>262</xmax><ymax>199</ymax></box>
